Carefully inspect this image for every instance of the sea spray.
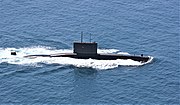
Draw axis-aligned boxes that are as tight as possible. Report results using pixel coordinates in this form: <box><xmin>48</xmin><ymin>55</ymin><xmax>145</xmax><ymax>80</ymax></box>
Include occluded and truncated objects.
<box><xmin>0</xmin><ymin>46</ymin><xmax>153</xmax><ymax>70</ymax></box>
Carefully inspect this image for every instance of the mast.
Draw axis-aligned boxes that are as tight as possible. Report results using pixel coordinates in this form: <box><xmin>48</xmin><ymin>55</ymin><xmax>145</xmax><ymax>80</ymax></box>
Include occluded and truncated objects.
<box><xmin>81</xmin><ymin>32</ymin><xmax>83</xmax><ymax>43</ymax></box>
<box><xmin>90</xmin><ymin>33</ymin><xmax>92</xmax><ymax>43</ymax></box>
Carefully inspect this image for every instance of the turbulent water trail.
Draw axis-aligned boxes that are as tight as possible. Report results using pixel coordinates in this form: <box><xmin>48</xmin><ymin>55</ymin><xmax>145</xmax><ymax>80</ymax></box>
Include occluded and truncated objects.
<box><xmin>0</xmin><ymin>46</ymin><xmax>153</xmax><ymax>70</ymax></box>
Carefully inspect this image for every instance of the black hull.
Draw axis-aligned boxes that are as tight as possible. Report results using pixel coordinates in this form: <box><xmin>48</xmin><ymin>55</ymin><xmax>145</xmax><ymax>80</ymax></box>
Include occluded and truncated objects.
<box><xmin>25</xmin><ymin>53</ymin><xmax>150</xmax><ymax>63</ymax></box>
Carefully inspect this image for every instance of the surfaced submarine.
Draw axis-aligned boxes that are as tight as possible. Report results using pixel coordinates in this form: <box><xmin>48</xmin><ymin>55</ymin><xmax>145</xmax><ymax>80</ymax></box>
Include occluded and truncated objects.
<box><xmin>12</xmin><ymin>33</ymin><xmax>151</xmax><ymax>63</ymax></box>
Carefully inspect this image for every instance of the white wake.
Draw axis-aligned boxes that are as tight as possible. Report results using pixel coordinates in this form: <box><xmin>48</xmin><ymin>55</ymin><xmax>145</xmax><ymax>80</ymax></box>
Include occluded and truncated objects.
<box><xmin>0</xmin><ymin>46</ymin><xmax>153</xmax><ymax>70</ymax></box>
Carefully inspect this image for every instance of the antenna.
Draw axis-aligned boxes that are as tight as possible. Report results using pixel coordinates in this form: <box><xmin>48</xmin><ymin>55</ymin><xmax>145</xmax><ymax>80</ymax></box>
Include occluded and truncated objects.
<box><xmin>81</xmin><ymin>32</ymin><xmax>83</xmax><ymax>43</ymax></box>
<box><xmin>90</xmin><ymin>33</ymin><xmax>92</xmax><ymax>43</ymax></box>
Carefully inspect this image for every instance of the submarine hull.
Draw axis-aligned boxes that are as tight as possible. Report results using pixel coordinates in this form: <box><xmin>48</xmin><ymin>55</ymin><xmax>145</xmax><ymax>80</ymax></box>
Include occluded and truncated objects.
<box><xmin>23</xmin><ymin>41</ymin><xmax>151</xmax><ymax>63</ymax></box>
<box><xmin>25</xmin><ymin>53</ymin><xmax>150</xmax><ymax>63</ymax></box>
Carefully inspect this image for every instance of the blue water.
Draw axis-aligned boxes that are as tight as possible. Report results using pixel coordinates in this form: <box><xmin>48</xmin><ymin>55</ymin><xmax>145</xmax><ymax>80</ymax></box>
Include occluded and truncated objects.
<box><xmin>0</xmin><ymin>0</ymin><xmax>179</xmax><ymax>104</ymax></box>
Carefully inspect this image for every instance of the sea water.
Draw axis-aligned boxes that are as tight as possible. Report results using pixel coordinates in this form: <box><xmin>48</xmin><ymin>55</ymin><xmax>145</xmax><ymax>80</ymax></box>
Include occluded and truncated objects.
<box><xmin>0</xmin><ymin>0</ymin><xmax>179</xmax><ymax>104</ymax></box>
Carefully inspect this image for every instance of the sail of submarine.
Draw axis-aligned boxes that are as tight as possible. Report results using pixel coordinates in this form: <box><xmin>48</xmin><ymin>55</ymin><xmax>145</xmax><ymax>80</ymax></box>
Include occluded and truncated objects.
<box><xmin>15</xmin><ymin>33</ymin><xmax>151</xmax><ymax>63</ymax></box>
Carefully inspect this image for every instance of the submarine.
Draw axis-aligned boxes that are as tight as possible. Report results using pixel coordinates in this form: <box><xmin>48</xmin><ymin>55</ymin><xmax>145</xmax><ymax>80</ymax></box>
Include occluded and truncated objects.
<box><xmin>12</xmin><ymin>33</ymin><xmax>151</xmax><ymax>63</ymax></box>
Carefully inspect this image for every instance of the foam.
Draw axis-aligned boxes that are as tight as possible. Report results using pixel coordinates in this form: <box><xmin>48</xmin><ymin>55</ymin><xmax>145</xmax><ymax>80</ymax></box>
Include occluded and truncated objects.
<box><xmin>0</xmin><ymin>46</ymin><xmax>153</xmax><ymax>70</ymax></box>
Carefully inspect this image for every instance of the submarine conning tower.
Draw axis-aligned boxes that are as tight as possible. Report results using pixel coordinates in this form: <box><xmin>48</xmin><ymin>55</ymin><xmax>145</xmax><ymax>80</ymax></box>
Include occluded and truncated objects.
<box><xmin>73</xmin><ymin>32</ymin><xmax>98</xmax><ymax>56</ymax></box>
<box><xmin>73</xmin><ymin>42</ymin><xmax>98</xmax><ymax>55</ymax></box>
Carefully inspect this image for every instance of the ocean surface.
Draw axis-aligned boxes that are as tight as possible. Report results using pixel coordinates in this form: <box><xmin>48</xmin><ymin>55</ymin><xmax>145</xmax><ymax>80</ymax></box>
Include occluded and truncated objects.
<box><xmin>0</xmin><ymin>0</ymin><xmax>179</xmax><ymax>104</ymax></box>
